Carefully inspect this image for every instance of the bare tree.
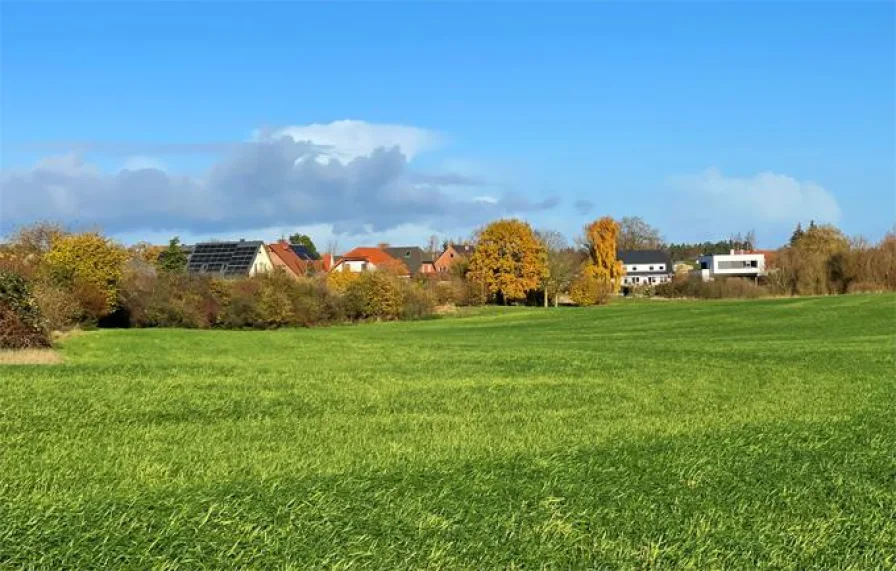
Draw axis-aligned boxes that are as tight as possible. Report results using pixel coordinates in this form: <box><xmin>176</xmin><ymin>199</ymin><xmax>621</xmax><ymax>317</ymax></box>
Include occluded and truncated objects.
<box><xmin>427</xmin><ymin>235</ymin><xmax>440</xmax><ymax>260</ymax></box>
<box><xmin>617</xmin><ymin>217</ymin><xmax>663</xmax><ymax>250</ymax></box>
<box><xmin>616</xmin><ymin>216</ymin><xmax>663</xmax><ymax>250</ymax></box>
<box><xmin>536</xmin><ymin>229</ymin><xmax>579</xmax><ymax>307</ymax></box>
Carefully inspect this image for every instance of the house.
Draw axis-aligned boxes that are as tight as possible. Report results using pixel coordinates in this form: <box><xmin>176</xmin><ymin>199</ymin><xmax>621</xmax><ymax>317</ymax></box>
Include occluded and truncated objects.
<box><xmin>318</xmin><ymin>253</ymin><xmax>337</xmax><ymax>272</ymax></box>
<box><xmin>618</xmin><ymin>250</ymin><xmax>674</xmax><ymax>288</ymax></box>
<box><xmin>382</xmin><ymin>246</ymin><xmax>436</xmax><ymax>276</ymax></box>
<box><xmin>186</xmin><ymin>240</ymin><xmax>273</xmax><ymax>277</ymax></box>
<box><xmin>330</xmin><ymin>247</ymin><xmax>406</xmax><ymax>275</ymax></box>
<box><xmin>266</xmin><ymin>241</ymin><xmax>308</xmax><ymax>279</ymax></box>
<box><xmin>694</xmin><ymin>250</ymin><xmax>766</xmax><ymax>281</ymax></box>
<box><xmin>435</xmin><ymin>243</ymin><xmax>476</xmax><ymax>272</ymax></box>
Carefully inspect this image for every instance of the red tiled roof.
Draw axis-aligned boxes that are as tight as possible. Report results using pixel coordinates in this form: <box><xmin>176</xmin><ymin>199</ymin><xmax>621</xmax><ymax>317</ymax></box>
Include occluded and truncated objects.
<box><xmin>337</xmin><ymin>247</ymin><xmax>408</xmax><ymax>274</ymax></box>
<box><xmin>267</xmin><ymin>241</ymin><xmax>307</xmax><ymax>277</ymax></box>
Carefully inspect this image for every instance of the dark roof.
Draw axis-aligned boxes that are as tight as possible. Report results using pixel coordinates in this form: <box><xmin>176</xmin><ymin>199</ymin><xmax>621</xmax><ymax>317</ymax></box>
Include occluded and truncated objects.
<box><xmin>288</xmin><ymin>244</ymin><xmax>318</xmax><ymax>261</ymax></box>
<box><xmin>382</xmin><ymin>246</ymin><xmax>432</xmax><ymax>275</ymax></box>
<box><xmin>618</xmin><ymin>250</ymin><xmax>673</xmax><ymax>275</ymax></box>
<box><xmin>617</xmin><ymin>249</ymin><xmax>671</xmax><ymax>265</ymax></box>
<box><xmin>187</xmin><ymin>240</ymin><xmax>264</xmax><ymax>276</ymax></box>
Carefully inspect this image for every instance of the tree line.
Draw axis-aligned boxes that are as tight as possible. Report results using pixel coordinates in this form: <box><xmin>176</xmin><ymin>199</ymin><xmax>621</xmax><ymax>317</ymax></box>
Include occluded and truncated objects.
<box><xmin>2</xmin><ymin>216</ymin><xmax>895</xmax><ymax>349</ymax></box>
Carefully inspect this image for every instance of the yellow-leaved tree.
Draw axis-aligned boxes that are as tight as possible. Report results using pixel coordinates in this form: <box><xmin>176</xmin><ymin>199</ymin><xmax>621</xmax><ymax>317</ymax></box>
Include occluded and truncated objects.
<box><xmin>467</xmin><ymin>219</ymin><xmax>547</xmax><ymax>304</ymax></box>
<box><xmin>571</xmin><ymin>216</ymin><xmax>624</xmax><ymax>305</ymax></box>
<box><xmin>582</xmin><ymin>217</ymin><xmax>624</xmax><ymax>287</ymax></box>
<box><xmin>42</xmin><ymin>232</ymin><xmax>128</xmax><ymax>317</ymax></box>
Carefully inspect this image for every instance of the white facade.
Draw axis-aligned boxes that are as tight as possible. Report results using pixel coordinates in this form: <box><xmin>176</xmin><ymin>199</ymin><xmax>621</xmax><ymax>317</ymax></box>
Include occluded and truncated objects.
<box><xmin>696</xmin><ymin>252</ymin><xmax>765</xmax><ymax>281</ymax></box>
<box><xmin>332</xmin><ymin>259</ymin><xmax>377</xmax><ymax>272</ymax></box>
<box><xmin>621</xmin><ymin>262</ymin><xmax>672</xmax><ymax>286</ymax></box>
<box><xmin>249</xmin><ymin>245</ymin><xmax>275</xmax><ymax>276</ymax></box>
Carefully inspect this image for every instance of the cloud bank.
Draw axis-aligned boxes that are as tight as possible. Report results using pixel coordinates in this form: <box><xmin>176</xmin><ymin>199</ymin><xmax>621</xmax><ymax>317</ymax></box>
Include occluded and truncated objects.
<box><xmin>1</xmin><ymin>120</ymin><xmax>557</xmax><ymax>236</ymax></box>
<box><xmin>667</xmin><ymin>168</ymin><xmax>841</xmax><ymax>239</ymax></box>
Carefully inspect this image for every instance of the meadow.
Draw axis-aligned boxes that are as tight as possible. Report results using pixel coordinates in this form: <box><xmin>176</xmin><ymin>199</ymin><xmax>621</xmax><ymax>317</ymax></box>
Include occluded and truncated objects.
<box><xmin>1</xmin><ymin>295</ymin><xmax>894</xmax><ymax>569</ymax></box>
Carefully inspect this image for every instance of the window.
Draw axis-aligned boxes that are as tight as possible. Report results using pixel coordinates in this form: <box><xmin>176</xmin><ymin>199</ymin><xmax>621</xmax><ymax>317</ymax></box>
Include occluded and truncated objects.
<box><xmin>649</xmin><ymin>265</ymin><xmax>654</xmax><ymax>271</ymax></box>
<box><xmin>405</xmin><ymin>251</ymin><xmax>411</xmax><ymax>258</ymax></box>
<box><xmin>649</xmin><ymin>277</ymin><xmax>655</xmax><ymax>283</ymax></box>
<box><xmin>631</xmin><ymin>266</ymin><xmax>637</xmax><ymax>272</ymax></box>
<box><xmin>658</xmin><ymin>265</ymin><xmax>664</xmax><ymax>270</ymax></box>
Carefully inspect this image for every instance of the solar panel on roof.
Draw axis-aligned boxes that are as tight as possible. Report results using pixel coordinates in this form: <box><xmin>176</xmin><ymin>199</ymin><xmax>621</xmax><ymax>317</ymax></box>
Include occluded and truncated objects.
<box><xmin>186</xmin><ymin>241</ymin><xmax>263</xmax><ymax>277</ymax></box>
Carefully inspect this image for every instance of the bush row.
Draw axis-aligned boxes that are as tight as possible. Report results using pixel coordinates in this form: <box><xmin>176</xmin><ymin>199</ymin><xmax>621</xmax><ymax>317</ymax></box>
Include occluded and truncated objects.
<box><xmin>117</xmin><ymin>264</ymin><xmax>442</xmax><ymax>330</ymax></box>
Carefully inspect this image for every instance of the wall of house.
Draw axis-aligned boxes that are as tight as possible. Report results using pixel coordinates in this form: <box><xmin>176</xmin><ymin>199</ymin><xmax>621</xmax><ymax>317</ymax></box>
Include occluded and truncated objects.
<box><xmin>268</xmin><ymin>251</ymin><xmax>301</xmax><ymax>279</ymax></box>
<box><xmin>435</xmin><ymin>248</ymin><xmax>461</xmax><ymax>272</ymax></box>
<box><xmin>336</xmin><ymin>260</ymin><xmax>374</xmax><ymax>272</ymax></box>
<box><xmin>249</xmin><ymin>246</ymin><xmax>275</xmax><ymax>276</ymax></box>
<box><xmin>623</xmin><ymin>273</ymin><xmax>671</xmax><ymax>286</ymax></box>
<box><xmin>699</xmin><ymin>254</ymin><xmax>765</xmax><ymax>277</ymax></box>
<box><xmin>623</xmin><ymin>262</ymin><xmax>669</xmax><ymax>275</ymax></box>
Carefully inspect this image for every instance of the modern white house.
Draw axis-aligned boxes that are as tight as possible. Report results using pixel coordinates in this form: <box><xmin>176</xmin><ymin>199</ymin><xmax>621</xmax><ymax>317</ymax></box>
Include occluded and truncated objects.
<box><xmin>618</xmin><ymin>250</ymin><xmax>674</xmax><ymax>289</ymax></box>
<box><xmin>694</xmin><ymin>250</ymin><xmax>766</xmax><ymax>281</ymax></box>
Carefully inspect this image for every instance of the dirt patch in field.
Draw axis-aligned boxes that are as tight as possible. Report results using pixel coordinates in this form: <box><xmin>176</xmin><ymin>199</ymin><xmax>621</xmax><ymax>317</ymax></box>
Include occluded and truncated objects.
<box><xmin>0</xmin><ymin>349</ymin><xmax>63</xmax><ymax>365</ymax></box>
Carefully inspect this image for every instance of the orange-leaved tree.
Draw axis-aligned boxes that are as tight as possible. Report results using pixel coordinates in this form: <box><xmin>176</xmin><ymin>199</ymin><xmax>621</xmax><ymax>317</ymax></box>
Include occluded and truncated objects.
<box><xmin>582</xmin><ymin>216</ymin><xmax>624</xmax><ymax>293</ymax></box>
<box><xmin>467</xmin><ymin>219</ymin><xmax>547</xmax><ymax>304</ymax></box>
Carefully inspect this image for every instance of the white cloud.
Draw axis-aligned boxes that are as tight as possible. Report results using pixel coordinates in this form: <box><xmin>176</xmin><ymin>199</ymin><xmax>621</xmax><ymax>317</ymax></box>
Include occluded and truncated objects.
<box><xmin>121</xmin><ymin>156</ymin><xmax>166</xmax><ymax>172</ymax></box>
<box><xmin>667</xmin><ymin>168</ymin><xmax>841</xmax><ymax>237</ymax></box>
<box><xmin>263</xmin><ymin>119</ymin><xmax>441</xmax><ymax>163</ymax></box>
<box><xmin>0</xmin><ymin>122</ymin><xmax>557</xmax><ymax>237</ymax></box>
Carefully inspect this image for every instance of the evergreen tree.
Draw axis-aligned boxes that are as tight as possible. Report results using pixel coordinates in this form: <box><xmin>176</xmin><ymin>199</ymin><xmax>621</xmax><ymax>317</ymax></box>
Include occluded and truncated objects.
<box><xmin>158</xmin><ymin>237</ymin><xmax>188</xmax><ymax>273</ymax></box>
<box><xmin>790</xmin><ymin>223</ymin><xmax>805</xmax><ymax>246</ymax></box>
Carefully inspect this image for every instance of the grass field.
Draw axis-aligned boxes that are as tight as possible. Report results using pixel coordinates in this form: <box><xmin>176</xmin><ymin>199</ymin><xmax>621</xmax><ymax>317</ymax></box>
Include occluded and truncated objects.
<box><xmin>1</xmin><ymin>295</ymin><xmax>894</xmax><ymax>568</ymax></box>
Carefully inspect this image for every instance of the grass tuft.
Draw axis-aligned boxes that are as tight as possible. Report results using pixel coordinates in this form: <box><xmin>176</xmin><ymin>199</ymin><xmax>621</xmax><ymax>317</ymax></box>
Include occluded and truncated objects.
<box><xmin>0</xmin><ymin>349</ymin><xmax>62</xmax><ymax>365</ymax></box>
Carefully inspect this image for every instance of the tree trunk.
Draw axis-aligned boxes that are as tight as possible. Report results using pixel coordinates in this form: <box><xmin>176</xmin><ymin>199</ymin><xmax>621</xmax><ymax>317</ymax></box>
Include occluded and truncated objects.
<box><xmin>544</xmin><ymin>288</ymin><xmax>549</xmax><ymax>308</ymax></box>
<box><xmin>554</xmin><ymin>293</ymin><xmax>559</xmax><ymax>307</ymax></box>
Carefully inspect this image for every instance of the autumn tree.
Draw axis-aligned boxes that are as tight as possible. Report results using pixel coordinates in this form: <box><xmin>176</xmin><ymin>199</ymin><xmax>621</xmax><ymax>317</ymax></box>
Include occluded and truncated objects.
<box><xmin>536</xmin><ymin>229</ymin><xmax>578</xmax><ymax>307</ymax></box>
<box><xmin>157</xmin><ymin>237</ymin><xmax>189</xmax><ymax>273</ymax></box>
<box><xmin>42</xmin><ymin>232</ymin><xmax>128</xmax><ymax>316</ymax></box>
<box><xmin>129</xmin><ymin>242</ymin><xmax>165</xmax><ymax>266</ymax></box>
<box><xmin>467</xmin><ymin>219</ymin><xmax>547</xmax><ymax>304</ymax></box>
<box><xmin>773</xmin><ymin>223</ymin><xmax>849</xmax><ymax>295</ymax></box>
<box><xmin>582</xmin><ymin>217</ymin><xmax>624</xmax><ymax>292</ymax></box>
<box><xmin>288</xmin><ymin>233</ymin><xmax>319</xmax><ymax>259</ymax></box>
<box><xmin>617</xmin><ymin>217</ymin><xmax>663</xmax><ymax>250</ymax></box>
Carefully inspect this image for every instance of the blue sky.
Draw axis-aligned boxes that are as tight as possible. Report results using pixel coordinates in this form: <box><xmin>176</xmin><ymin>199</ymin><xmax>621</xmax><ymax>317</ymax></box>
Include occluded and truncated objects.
<box><xmin>1</xmin><ymin>2</ymin><xmax>893</xmax><ymax>249</ymax></box>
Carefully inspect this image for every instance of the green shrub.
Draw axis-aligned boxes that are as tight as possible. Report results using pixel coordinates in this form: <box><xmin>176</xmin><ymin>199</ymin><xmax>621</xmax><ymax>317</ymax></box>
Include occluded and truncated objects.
<box><xmin>401</xmin><ymin>282</ymin><xmax>436</xmax><ymax>320</ymax></box>
<box><xmin>119</xmin><ymin>266</ymin><xmax>222</xmax><ymax>328</ymax></box>
<box><xmin>216</xmin><ymin>279</ymin><xmax>262</xmax><ymax>329</ymax></box>
<box><xmin>344</xmin><ymin>272</ymin><xmax>404</xmax><ymax>321</ymax></box>
<box><xmin>569</xmin><ymin>274</ymin><xmax>613</xmax><ymax>306</ymax></box>
<box><xmin>0</xmin><ymin>270</ymin><xmax>51</xmax><ymax>349</ymax></box>
<box><xmin>655</xmin><ymin>276</ymin><xmax>768</xmax><ymax>299</ymax></box>
<box><xmin>32</xmin><ymin>282</ymin><xmax>82</xmax><ymax>331</ymax></box>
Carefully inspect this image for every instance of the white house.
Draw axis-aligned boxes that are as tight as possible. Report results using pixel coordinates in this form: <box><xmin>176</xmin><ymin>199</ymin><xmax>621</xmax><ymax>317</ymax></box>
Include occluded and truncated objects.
<box><xmin>328</xmin><ymin>247</ymin><xmax>409</xmax><ymax>275</ymax></box>
<box><xmin>694</xmin><ymin>250</ymin><xmax>766</xmax><ymax>281</ymax></box>
<box><xmin>186</xmin><ymin>240</ymin><xmax>274</xmax><ymax>277</ymax></box>
<box><xmin>618</xmin><ymin>250</ymin><xmax>674</xmax><ymax>288</ymax></box>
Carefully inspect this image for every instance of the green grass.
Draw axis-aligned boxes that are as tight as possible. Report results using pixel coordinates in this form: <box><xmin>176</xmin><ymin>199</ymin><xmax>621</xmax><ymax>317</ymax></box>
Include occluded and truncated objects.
<box><xmin>1</xmin><ymin>295</ymin><xmax>894</xmax><ymax>569</ymax></box>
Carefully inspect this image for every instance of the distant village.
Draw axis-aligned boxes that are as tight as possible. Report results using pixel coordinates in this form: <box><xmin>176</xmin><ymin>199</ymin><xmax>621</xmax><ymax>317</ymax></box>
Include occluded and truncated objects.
<box><xmin>181</xmin><ymin>236</ymin><xmax>770</xmax><ymax>293</ymax></box>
